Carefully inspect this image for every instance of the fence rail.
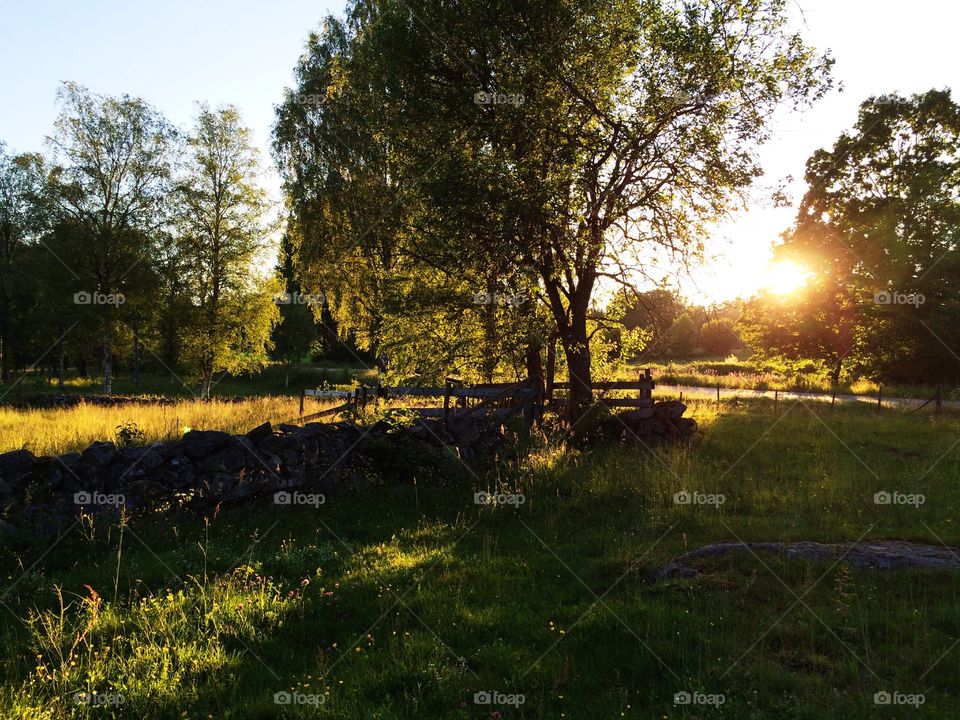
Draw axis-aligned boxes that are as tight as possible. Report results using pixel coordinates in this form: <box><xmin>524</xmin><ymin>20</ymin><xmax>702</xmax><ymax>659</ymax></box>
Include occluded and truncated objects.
<box><xmin>300</xmin><ymin>377</ymin><xmax>544</xmax><ymax>426</ymax></box>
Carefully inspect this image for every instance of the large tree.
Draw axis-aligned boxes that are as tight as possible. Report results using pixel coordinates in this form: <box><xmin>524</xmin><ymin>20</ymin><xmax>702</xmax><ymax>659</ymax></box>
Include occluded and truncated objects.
<box><xmin>177</xmin><ymin>105</ymin><xmax>279</xmax><ymax>398</ymax></box>
<box><xmin>47</xmin><ymin>82</ymin><xmax>176</xmax><ymax>394</ymax></box>
<box><xmin>0</xmin><ymin>145</ymin><xmax>47</xmax><ymax>384</ymax></box>
<box><xmin>741</xmin><ymin>89</ymin><xmax>960</xmax><ymax>384</ymax></box>
<box><xmin>277</xmin><ymin>0</ymin><xmax>832</xmax><ymax>417</ymax></box>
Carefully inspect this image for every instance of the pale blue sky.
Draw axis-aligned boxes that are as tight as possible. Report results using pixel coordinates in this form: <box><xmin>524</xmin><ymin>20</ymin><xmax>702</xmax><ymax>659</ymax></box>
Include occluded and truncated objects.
<box><xmin>1</xmin><ymin>0</ymin><xmax>956</xmax><ymax>301</ymax></box>
<box><xmin>0</xmin><ymin>0</ymin><xmax>338</xmax><ymax>170</ymax></box>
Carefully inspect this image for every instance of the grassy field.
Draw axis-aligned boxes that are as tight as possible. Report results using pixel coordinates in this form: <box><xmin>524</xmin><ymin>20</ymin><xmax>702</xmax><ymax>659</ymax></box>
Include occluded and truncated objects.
<box><xmin>0</xmin><ymin>362</ymin><xmax>376</xmax><ymax>402</ymax></box>
<box><xmin>631</xmin><ymin>356</ymin><xmax>957</xmax><ymax>401</ymax></box>
<box><xmin>0</xmin><ymin>396</ymin><xmax>319</xmax><ymax>456</ymax></box>
<box><xmin>2</xmin><ymin>398</ymin><xmax>959</xmax><ymax>718</ymax></box>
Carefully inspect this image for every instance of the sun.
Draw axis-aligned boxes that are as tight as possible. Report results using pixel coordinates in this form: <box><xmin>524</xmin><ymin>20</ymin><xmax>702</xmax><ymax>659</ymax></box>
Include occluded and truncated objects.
<box><xmin>764</xmin><ymin>260</ymin><xmax>811</xmax><ymax>295</ymax></box>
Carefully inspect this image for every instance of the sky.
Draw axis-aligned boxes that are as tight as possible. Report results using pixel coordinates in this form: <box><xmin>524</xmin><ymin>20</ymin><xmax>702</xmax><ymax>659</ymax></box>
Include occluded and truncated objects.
<box><xmin>1</xmin><ymin>0</ymin><xmax>957</xmax><ymax>304</ymax></box>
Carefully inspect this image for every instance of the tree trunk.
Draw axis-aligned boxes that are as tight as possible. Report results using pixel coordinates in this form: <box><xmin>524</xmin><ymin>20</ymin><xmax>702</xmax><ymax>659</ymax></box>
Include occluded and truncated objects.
<box><xmin>132</xmin><ymin>322</ymin><xmax>140</xmax><ymax>387</ymax></box>
<box><xmin>831</xmin><ymin>356</ymin><xmax>843</xmax><ymax>386</ymax></box>
<box><xmin>57</xmin><ymin>328</ymin><xmax>65</xmax><ymax>393</ymax></box>
<box><xmin>562</xmin><ymin>328</ymin><xmax>593</xmax><ymax>423</ymax></box>
<box><xmin>545</xmin><ymin>334</ymin><xmax>557</xmax><ymax>401</ymax></box>
<box><xmin>525</xmin><ymin>342</ymin><xmax>543</xmax><ymax>382</ymax></box>
<box><xmin>102</xmin><ymin>320</ymin><xmax>112</xmax><ymax>395</ymax></box>
<box><xmin>0</xmin><ymin>311</ymin><xmax>9</xmax><ymax>385</ymax></box>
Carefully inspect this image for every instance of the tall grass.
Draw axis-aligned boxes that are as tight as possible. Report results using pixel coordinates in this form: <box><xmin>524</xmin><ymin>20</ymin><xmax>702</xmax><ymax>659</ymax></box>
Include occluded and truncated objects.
<box><xmin>0</xmin><ymin>396</ymin><xmax>326</xmax><ymax>456</ymax></box>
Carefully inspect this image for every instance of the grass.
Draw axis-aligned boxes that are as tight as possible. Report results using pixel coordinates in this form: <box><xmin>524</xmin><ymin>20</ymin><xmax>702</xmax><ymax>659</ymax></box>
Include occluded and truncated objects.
<box><xmin>0</xmin><ymin>362</ymin><xmax>377</xmax><ymax>402</ymax></box>
<box><xmin>2</xmin><ymin>398</ymin><xmax>959</xmax><ymax>718</ymax></box>
<box><xmin>633</xmin><ymin>357</ymin><xmax>956</xmax><ymax>400</ymax></box>
<box><xmin>0</xmin><ymin>396</ymin><xmax>324</xmax><ymax>456</ymax></box>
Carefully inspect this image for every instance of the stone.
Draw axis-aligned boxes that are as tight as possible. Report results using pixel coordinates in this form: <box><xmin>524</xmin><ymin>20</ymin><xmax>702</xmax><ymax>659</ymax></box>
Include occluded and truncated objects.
<box><xmin>257</xmin><ymin>433</ymin><xmax>290</xmax><ymax>455</ymax></box>
<box><xmin>182</xmin><ymin>430</ymin><xmax>234</xmax><ymax>459</ymax></box>
<box><xmin>0</xmin><ymin>449</ymin><xmax>36</xmax><ymax>484</ymax></box>
<box><xmin>245</xmin><ymin>422</ymin><xmax>273</xmax><ymax>444</ymax></box>
<box><xmin>81</xmin><ymin>442</ymin><xmax>116</xmax><ymax>468</ymax></box>
<box><xmin>653</xmin><ymin>400</ymin><xmax>687</xmax><ymax>419</ymax></box>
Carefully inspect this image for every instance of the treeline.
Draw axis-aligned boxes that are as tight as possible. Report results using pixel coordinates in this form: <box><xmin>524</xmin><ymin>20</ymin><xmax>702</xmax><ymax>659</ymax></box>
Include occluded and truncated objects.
<box><xmin>0</xmin><ymin>83</ymin><xmax>296</xmax><ymax>396</ymax></box>
<box><xmin>740</xmin><ymin>90</ymin><xmax>960</xmax><ymax>385</ymax></box>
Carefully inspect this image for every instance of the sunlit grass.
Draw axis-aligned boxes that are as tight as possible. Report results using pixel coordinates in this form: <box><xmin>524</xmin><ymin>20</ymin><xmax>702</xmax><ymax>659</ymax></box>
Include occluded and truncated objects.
<box><xmin>0</xmin><ymin>396</ymin><xmax>327</xmax><ymax>456</ymax></box>
<box><xmin>2</xmin><ymin>400</ymin><xmax>960</xmax><ymax>718</ymax></box>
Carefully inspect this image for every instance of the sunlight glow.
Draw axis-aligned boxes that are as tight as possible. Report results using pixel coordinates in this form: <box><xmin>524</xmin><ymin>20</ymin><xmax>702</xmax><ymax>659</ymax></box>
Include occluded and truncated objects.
<box><xmin>764</xmin><ymin>260</ymin><xmax>811</xmax><ymax>295</ymax></box>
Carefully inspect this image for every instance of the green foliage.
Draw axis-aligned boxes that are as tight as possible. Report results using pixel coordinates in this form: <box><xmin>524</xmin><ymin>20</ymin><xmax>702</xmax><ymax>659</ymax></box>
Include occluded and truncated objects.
<box><xmin>699</xmin><ymin>318</ymin><xmax>740</xmax><ymax>355</ymax></box>
<box><xmin>176</xmin><ymin>105</ymin><xmax>280</xmax><ymax>396</ymax></box>
<box><xmin>274</xmin><ymin>0</ymin><xmax>833</xmax><ymax>415</ymax></box>
<box><xmin>740</xmin><ymin>89</ymin><xmax>960</xmax><ymax>384</ymax></box>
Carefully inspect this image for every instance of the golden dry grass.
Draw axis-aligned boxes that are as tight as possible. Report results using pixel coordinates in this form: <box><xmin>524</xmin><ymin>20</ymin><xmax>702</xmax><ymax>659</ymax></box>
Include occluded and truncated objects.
<box><xmin>0</xmin><ymin>396</ymin><xmax>339</xmax><ymax>456</ymax></box>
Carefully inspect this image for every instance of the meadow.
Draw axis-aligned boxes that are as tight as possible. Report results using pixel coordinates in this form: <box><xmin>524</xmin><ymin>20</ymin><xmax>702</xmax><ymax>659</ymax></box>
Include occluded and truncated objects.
<box><xmin>2</xmin><ymin>398</ymin><xmax>958</xmax><ymax>718</ymax></box>
<box><xmin>634</xmin><ymin>356</ymin><xmax>957</xmax><ymax>401</ymax></box>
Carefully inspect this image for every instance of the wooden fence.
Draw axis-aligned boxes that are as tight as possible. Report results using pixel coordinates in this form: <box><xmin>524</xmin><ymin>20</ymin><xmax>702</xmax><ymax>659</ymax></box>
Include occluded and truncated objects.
<box><xmin>550</xmin><ymin>368</ymin><xmax>656</xmax><ymax>416</ymax></box>
<box><xmin>300</xmin><ymin>376</ymin><xmax>544</xmax><ymax>426</ymax></box>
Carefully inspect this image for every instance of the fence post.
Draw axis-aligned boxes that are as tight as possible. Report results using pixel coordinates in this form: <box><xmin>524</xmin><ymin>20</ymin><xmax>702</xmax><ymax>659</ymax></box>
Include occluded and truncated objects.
<box><xmin>299</xmin><ymin>389</ymin><xmax>305</xmax><ymax>421</ymax></box>
<box><xmin>716</xmin><ymin>383</ymin><xmax>720</xmax><ymax>403</ymax></box>
<box><xmin>774</xmin><ymin>389</ymin><xmax>778</xmax><ymax>413</ymax></box>
<box><xmin>443</xmin><ymin>381</ymin><xmax>451</xmax><ymax>419</ymax></box>
<box><xmin>877</xmin><ymin>386</ymin><xmax>882</xmax><ymax>412</ymax></box>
